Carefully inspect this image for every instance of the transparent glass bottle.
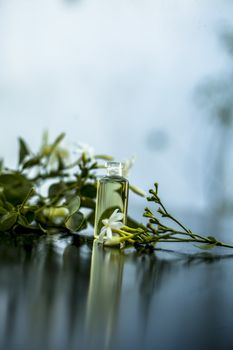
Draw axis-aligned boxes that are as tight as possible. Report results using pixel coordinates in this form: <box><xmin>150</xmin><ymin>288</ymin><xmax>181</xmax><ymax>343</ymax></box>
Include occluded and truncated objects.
<box><xmin>94</xmin><ymin>162</ymin><xmax>129</xmax><ymax>239</ymax></box>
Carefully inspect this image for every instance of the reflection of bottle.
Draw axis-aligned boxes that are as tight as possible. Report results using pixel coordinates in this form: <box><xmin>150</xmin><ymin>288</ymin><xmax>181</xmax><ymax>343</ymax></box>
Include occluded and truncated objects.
<box><xmin>94</xmin><ymin>162</ymin><xmax>129</xmax><ymax>239</ymax></box>
<box><xmin>84</xmin><ymin>241</ymin><xmax>124</xmax><ymax>350</ymax></box>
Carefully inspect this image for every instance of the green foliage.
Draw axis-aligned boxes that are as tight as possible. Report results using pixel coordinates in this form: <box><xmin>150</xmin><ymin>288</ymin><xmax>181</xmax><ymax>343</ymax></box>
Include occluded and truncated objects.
<box><xmin>18</xmin><ymin>137</ymin><xmax>31</xmax><ymax>166</ymax></box>
<box><xmin>0</xmin><ymin>133</ymin><xmax>141</xmax><ymax>236</ymax></box>
<box><xmin>0</xmin><ymin>212</ymin><xmax>18</xmax><ymax>232</ymax></box>
<box><xmin>65</xmin><ymin>212</ymin><xmax>85</xmax><ymax>232</ymax></box>
<box><xmin>2</xmin><ymin>133</ymin><xmax>232</xmax><ymax>252</ymax></box>
<box><xmin>66</xmin><ymin>196</ymin><xmax>81</xmax><ymax>216</ymax></box>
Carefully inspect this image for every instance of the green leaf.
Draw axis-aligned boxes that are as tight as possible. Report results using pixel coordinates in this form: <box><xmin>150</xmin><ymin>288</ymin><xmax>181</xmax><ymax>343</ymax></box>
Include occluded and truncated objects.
<box><xmin>80</xmin><ymin>197</ymin><xmax>96</xmax><ymax>209</ymax></box>
<box><xmin>18</xmin><ymin>137</ymin><xmax>30</xmax><ymax>165</ymax></box>
<box><xmin>57</xmin><ymin>154</ymin><xmax>65</xmax><ymax>171</ymax></box>
<box><xmin>0</xmin><ymin>207</ymin><xmax>8</xmax><ymax>217</ymax></box>
<box><xmin>65</xmin><ymin>212</ymin><xmax>85</xmax><ymax>232</ymax></box>
<box><xmin>48</xmin><ymin>182</ymin><xmax>67</xmax><ymax>197</ymax></box>
<box><xmin>22</xmin><ymin>156</ymin><xmax>42</xmax><ymax>169</ymax></box>
<box><xmin>81</xmin><ymin>184</ymin><xmax>97</xmax><ymax>198</ymax></box>
<box><xmin>0</xmin><ymin>159</ymin><xmax>3</xmax><ymax>174</ymax></box>
<box><xmin>86</xmin><ymin>210</ymin><xmax>95</xmax><ymax>226</ymax></box>
<box><xmin>24</xmin><ymin>210</ymin><xmax>35</xmax><ymax>223</ymax></box>
<box><xmin>0</xmin><ymin>174</ymin><xmax>32</xmax><ymax>205</ymax></box>
<box><xmin>0</xmin><ymin>195</ymin><xmax>15</xmax><ymax>211</ymax></box>
<box><xmin>0</xmin><ymin>212</ymin><xmax>18</xmax><ymax>232</ymax></box>
<box><xmin>4</xmin><ymin>201</ymin><xmax>15</xmax><ymax>211</ymax></box>
<box><xmin>18</xmin><ymin>215</ymin><xmax>29</xmax><ymax>227</ymax></box>
<box><xmin>66</xmin><ymin>196</ymin><xmax>81</xmax><ymax>217</ymax></box>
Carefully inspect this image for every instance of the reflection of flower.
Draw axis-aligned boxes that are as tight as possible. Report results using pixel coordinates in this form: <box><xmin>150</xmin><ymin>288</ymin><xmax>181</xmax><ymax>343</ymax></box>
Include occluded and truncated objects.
<box><xmin>75</xmin><ymin>142</ymin><xmax>95</xmax><ymax>160</ymax></box>
<box><xmin>98</xmin><ymin>209</ymin><xmax>124</xmax><ymax>243</ymax></box>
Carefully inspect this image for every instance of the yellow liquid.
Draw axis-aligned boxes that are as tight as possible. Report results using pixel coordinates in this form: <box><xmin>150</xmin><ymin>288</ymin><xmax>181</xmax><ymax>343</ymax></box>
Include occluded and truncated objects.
<box><xmin>94</xmin><ymin>176</ymin><xmax>129</xmax><ymax>238</ymax></box>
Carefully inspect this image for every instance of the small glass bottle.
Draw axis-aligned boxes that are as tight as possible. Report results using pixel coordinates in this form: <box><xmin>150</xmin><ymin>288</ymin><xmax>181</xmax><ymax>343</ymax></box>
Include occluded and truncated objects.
<box><xmin>94</xmin><ymin>162</ymin><xmax>129</xmax><ymax>239</ymax></box>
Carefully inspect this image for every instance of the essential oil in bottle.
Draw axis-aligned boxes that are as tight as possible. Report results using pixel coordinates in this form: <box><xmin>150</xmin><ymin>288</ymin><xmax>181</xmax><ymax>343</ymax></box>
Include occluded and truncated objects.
<box><xmin>94</xmin><ymin>162</ymin><xmax>129</xmax><ymax>239</ymax></box>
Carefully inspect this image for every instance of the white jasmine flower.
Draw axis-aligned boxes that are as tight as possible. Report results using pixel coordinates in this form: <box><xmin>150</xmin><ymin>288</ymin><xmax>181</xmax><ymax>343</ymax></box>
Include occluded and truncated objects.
<box><xmin>98</xmin><ymin>209</ymin><xmax>124</xmax><ymax>243</ymax></box>
<box><xmin>75</xmin><ymin>142</ymin><xmax>95</xmax><ymax>160</ymax></box>
<box><xmin>40</xmin><ymin>132</ymin><xmax>70</xmax><ymax>168</ymax></box>
<box><xmin>122</xmin><ymin>156</ymin><xmax>136</xmax><ymax>177</ymax></box>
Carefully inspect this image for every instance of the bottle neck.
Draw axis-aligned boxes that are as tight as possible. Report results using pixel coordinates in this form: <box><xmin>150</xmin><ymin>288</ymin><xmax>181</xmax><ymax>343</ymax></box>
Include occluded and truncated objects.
<box><xmin>106</xmin><ymin>162</ymin><xmax>123</xmax><ymax>177</ymax></box>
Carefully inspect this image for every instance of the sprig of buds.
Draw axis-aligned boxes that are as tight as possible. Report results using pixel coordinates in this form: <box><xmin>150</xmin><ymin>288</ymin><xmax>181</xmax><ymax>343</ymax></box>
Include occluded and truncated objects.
<box><xmin>101</xmin><ymin>183</ymin><xmax>233</xmax><ymax>251</ymax></box>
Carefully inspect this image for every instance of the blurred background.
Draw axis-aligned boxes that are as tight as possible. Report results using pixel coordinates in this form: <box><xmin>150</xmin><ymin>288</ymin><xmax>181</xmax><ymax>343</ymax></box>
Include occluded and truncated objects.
<box><xmin>1</xmin><ymin>0</ymin><xmax>233</xmax><ymax>220</ymax></box>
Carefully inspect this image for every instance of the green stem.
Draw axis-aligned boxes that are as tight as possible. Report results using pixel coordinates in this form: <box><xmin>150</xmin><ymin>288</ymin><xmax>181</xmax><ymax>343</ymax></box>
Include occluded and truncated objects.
<box><xmin>122</xmin><ymin>226</ymin><xmax>144</xmax><ymax>233</ymax></box>
<box><xmin>216</xmin><ymin>241</ymin><xmax>233</xmax><ymax>249</ymax></box>
<box><xmin>158</xmin><ymin>229</ymin><xmax>206</xmax><ymax>242</ymax></box>
<box><xmin>152</xmin><ymin>238</ymin><xmax>206</xmax><ymax>243</ymax></box>
<box><xmin>18</xmin><ymin>188</ymin><xmax>35</xmax><ymax>213</ymax></box>
<box><xmin>31</xmin><ymin>171</ymin><xmax>70</xmax><ymax>182</ymax></box>
<box><xmin>143</xmin><ymin>236</ymin><xmax>233</xmax><ymax>249</ymax></box>
<box><xmin>165</xmin><ymin>213</ymin><xmax>190</xmax><ymax>234</ymax></box>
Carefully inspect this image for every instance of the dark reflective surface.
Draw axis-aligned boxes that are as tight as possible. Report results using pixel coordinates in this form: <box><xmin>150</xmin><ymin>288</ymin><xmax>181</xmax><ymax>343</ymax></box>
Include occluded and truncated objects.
<box><xmin>0</xmin><ymin>231</ymin><xmax>233</xmax><ymax>350</ymax></box>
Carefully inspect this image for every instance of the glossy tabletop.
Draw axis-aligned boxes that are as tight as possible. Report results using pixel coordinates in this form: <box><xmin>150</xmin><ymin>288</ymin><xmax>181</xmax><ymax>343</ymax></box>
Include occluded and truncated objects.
<box><xmin>0</xmin><ymin>227</ymin><xmax>233</xmax><ymax>350</ymax></box>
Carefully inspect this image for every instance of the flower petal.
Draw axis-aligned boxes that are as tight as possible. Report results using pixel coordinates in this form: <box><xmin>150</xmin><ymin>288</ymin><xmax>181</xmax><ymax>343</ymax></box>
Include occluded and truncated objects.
<box><xmin>122</xmin><ymin>156</ymin><xmax>135</xmax><ymax>177</ymax></box>
<box><xmin>109</xmin><ymin>209</ymin><xmax>120</xmax><ymax>221</ymax></box>
<box><xmin>113</xmin><ymin>212</ymin><xmax>124</xmax><ymax>221</ymax></box>
<box><xmin>109</xmin><ymin>209</ymin><xmax>124</xmax><ymax>223</ymax></box>
<box><xmin>102</xmin><ymin>219</ymin><xmax>109</xmax><ymax>226</ymax></box>
<box><xmin>75</xmin><ymin>142</ymin><xmax>95</xmax><ymax>160</ymax></box>
<box><xmin>98</xmin><ymin>228</ymin><xmax>107</xmax><ymax>243</ymax></box>
<box><xmin>97</xmin><ymin>236</ymin><xmax>104</xmax><ymax>244</ymax></box>
<box><xmin>111</xmin><ymin>221</ymin><xmax>124</xmax><ymax>229</ymax></box>
<box><xmin>100</xmin><ymin>226</ymin><xmax>107</xmax><ymax>236</ymax></box>
<box><xmin>106</xmin><ymin>227</ymin><xmax>112</xmax><ymax>239</ymax></box>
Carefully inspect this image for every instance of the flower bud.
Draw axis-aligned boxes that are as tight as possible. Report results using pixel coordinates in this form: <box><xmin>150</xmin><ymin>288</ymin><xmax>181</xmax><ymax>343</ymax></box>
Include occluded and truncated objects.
<box><xmin>43</xmin><ymin>207</ymin><xmax>69</xmax><ymax>221</ymax></box>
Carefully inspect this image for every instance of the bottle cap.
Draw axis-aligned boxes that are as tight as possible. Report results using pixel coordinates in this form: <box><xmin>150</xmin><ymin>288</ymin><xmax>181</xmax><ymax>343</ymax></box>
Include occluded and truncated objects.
<box><xmin>105</xmin><ymin>162</ymin><xmax>123</xmax><ymax>176</ymax></box>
